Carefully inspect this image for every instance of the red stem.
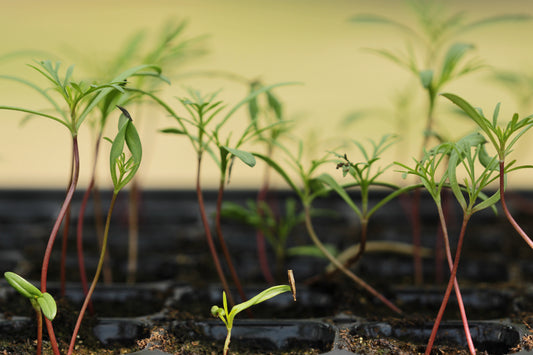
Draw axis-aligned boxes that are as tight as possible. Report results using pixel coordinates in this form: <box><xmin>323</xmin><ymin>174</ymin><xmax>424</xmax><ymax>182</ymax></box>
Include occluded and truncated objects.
<box><xmin>499</xmin><ymin>161</ymin><xmax>533</xmax><ymax>249</ymax></box>
<box><xmin>196</xmin><ymin>156</ymin><xmax>234</xmax><ymax>306</ymax></box>
<box><xmin>256</xmin><ymin>183</ymin><xmax>275</xmax><ymax>284</ymax></box>
<box><xmin>77</xmin><ymin>134</ymin><xmax>101</xmax><ymax>308</ymax></box>
<box><xmin>41</xmin><ymin>135</ymin><xmax>80</xmax><ymax>293</ymax></box>
<box><xmin>60</xmin><ymin>207</ymin><xmax>70</xmax><ymax>297</ymax></box>
<box><xmin>44</xmin><ymin>317</ymin><xmax>60</xmax><ymax>355</ymax></box>
<box><xmin>60</xmin><ymin>149</ymin><xmax>75</xmax><ymax>297</ymax></box>
<box><xmin>425</xmin><ymin>213</ymin><xmax>471</xmax><ymax>355</ymax></box>
<box><xmin>437</xmin><ymin>204</ymin><xmax>475</xmax><ymax>354</ymax></box>
<box><xmin>215</xmin><ymin>180</ymin><xmax>247</xmax><ymax>303</ymax></box>
<box><xmin>35</xmin><ymin>307</ymin><xmax>42</xmax><ymax>355</ymax></box>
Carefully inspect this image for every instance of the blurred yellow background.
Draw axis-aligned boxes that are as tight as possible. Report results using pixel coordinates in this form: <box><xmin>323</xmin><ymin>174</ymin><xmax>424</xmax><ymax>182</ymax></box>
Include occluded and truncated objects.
<box><xmin>1</xmin><ymin>0</ymin><xmax>532</xmax><ymax>189</ymax></box>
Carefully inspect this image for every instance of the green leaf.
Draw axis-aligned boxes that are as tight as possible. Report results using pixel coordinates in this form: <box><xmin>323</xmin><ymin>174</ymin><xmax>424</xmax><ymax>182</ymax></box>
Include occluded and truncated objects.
<box><xmin>230</xmin><ymin>285</ymin><xmax>291</xmax><ymax>319</ymax></box>
<box><xmin>38</xmin><ymin>292</ymin><xmax>57</xmax><ymax>321</ymax></box>
<box><xmin>439</xmin><ymin>42</ymin><xmax>475</xmax><ymax>85</ymax></box>
<box><xmin>4</xmin><ymin>272</ymin><xmax>42</xmax><ymax>299</ymax></box>
<box><xmin>316</xmin><ymin>173</ymin><xmax>361</xmax><ymax>218</ymax></box>
<box><xmin>77</xmin><ymin>64</ymin><xmax>162</xmax><ymax>130</ymax></box>
<box><xmin>160</xmin><ymin>127</ymin><xmax>186</xmax><ymax>135</ymax></box>
<box><xmin>223</xmin><ymin>146</ymin><xmax>256</xmax><ymax>167</ymax></box>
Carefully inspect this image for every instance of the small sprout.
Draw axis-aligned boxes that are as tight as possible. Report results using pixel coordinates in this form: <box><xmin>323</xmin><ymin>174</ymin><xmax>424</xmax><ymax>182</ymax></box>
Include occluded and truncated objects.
<box><xmin>211</xmin><ymin>270</ymin><xmax>296</xmax><ymax>355</ymax></box>
<box><xmin>4</xmin><ymin>272</ymin><xmax>57</xmax><ymax>321</ymax></box>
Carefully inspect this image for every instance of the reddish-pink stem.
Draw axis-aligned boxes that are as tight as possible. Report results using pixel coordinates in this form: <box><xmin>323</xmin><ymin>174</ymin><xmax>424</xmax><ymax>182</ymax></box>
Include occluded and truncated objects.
<box><xmin>60</xmin><ymin>207</ymin><xmax>70</xmax><ymax>297</ymax></box>
<box><xmin>437</xmin><ymin>204</ymin><xmax>475</xmax><ymax>354</ymax></box>
<box><xmin>77</xmin><ymin>135</ymin><xmax>102</xmax><ymax>314</ymax></box>
<box><xmin>60</xmin><ymin>148</ymin><xmax>75</xmax><ymax>297</ymax></box>
<box><xmin>256</xmin><ymin>184</ymin><xmax>275</xmax><ymax>284</ymax></box>
<box><xmin>215</xmin><ymin>180</ymin><xmax>247</xmax><ymax>303</ymax></box>
<box><xmin>196</xmin><ymin>156</ymin><xmax>234</xmax><ymax>306</ymax></box>
<box><xmin>35</xmin><ymin>307</ymin><xmax>42</xmax><ymax>355</ymax></box>
<box><xmin>44</xmin><ymin>317</ymin><xmax>60</xmax><ymax>355</ymax></box>
<box><xmin>425</xmin><ymin>213</ymin><xmax>471</xmax><ymax>355</ymax></box>
<box><xmin>500</xmin><ymin>161</ymin><xmax>533</xmax><ymax>249</ymax></box>
<box><xmin>41</xmin><ymin>136</ymin><xmax>80</xmax><ymax>294</ymax></box>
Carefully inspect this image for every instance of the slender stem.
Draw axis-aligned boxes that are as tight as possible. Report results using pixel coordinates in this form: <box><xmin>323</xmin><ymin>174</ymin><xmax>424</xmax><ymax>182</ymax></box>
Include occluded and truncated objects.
<box><xmin>215</xmin><ymin>179</ymin><xmax>247</xmax><ymax>303</ymax></box>
<box><xmin>127</xmin><ymin>178</ymin><xmax>140</xmax><ymax>284</ymax></box>
<box><xmin>256</xmin><ymin>165</ymin><xmax>275</xmax><ymax>284</ymax></box>
<box><xmin>411</xmin><ymin>189</ymin><xmax>423</xmax><ymax>285</ymax></box>
<box><xmin>499</xmin><ymin>161</ymin><xmax>533</xmax><ymax>249</ymax></box>
<box><xmin>41</xmin><ymin>135</ymin><xmax>80</xmax><ymax>293</ymax></box>
<box><xmin>345</xmin><ymin>217</ymin><xmax>368</xmax><ymax>268</ymax></box>
<box><xmin>196</xmin><ymin>155</ymin><xmax>234</xmax><ymax>306</ymax></box>
<box><xmin>77</xmin><ymin>134</ymin><xmax>101</xmax><ymax>314</ymax></box>
<box><xmin>60</xmin><ymin>207</ymin><xmax>70</xmax><ymax>297</ymax></box>
<box><xmin>436</xmin><ymin>204</ymin><xmax>475</xmax><ymax>355</ymax></box>
<box><xmin>33</xmin><ymin>304</ymin><xmax>42</xmax><ymax>355</ymax></box>
<box><xmin>44</xmin><ymin>318</ymin><xmax>60</xmax><ymax>355</ymax></box>
<box><xmin>60</xmin><ymin>146</ymin><xmax>75</xmax><ymax>297</ymax></box>
<box><xmin>425</xmin><ymin>213</ymin><xmax>471</xmax><ymax>355</ymax></box>
<box><xmin>223</xmin><ymin>327</ymin><xmax>232</xmax><ymax>355</ymax></box>
<box><xmin>68</xmin><ymin>192</ymin><xmax>119</xmax><ymax>355</ymax></box>
<box><xmin>303</xmin><ymin>204</ymin><xmax>402</xmax><ymax>314</ymax></box>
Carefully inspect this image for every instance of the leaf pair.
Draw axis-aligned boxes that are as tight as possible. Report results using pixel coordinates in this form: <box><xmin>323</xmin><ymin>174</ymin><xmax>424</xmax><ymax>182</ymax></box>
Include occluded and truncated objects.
<box><xmin>110</xmin><ymin>106</ymin><xmax>142</xmax><ymax>192</ymax></box>
<box><xmin>4</xmin><ymin>272</ymin><xmax>57</xmax><ymax>321</ymax></box>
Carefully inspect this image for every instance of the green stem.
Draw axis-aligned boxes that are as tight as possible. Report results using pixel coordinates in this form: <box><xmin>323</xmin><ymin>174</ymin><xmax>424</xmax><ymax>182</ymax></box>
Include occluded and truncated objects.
<box><xmin>303</xmin><ymin>204</ymin><xmax>402</xmax><ymax>314</ymax></box>
<box><xmin>223</xmin><ymin>327</ymin><xmax>232</xmax><ymax>355</ymax></box>
<box><xmin>68</xmin><ymin>192</ymin><xmax>119</xmax><ymax>355</ymax></box>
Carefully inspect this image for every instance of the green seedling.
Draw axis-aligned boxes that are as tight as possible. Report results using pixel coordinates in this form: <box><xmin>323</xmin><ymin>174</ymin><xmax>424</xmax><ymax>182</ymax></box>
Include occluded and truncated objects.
<box><xmin>247</xmin><ymin>81</ymin><xmax>292</xmax><ymax>284</ymax></box>
<box><xmin>0</xmin><ymin>60</ymin><xmax>158</xmax><ymax>355</ymax></box>
<box><xmin>78</xmin><ymin>19</ymin><xmax>206</xmax><ymax>285</ymax></box>
<box><xmin>318</xmin><ymin>135</ymin><xmax>417</xmax><ymax>271</ymax></box>
<box><xmin>443</xmin><ymin>93</ymin><xmax>533</xmax><ymax>251</ymax></box>
<box><xmin>350</xmin><ymin>0</ymin><xmax>529</xmax><ymax>284</ymax></box>
<box><xmin>4</xmin><ymin>272</ymin><xmax>57</xmax><ymax>355</ymax></box>
<box><xmin>254</xmin><ymin>138</ymin><xmax>402</xmax><ymax>314</ymax></box>
<box><xmin>158</xmin><ymin>83</ymin><xmax>293</xmax><ymax>306</ymax></box>
<box><xmin>399</xmin><ymin>133</ymin><xmax>502</xmax><ymax>355</ymax></box>
<box><xmin>211</xmin><ymin>270</ymin><xmax>296</xmax><ymax>355</ymax></box>
<box><xmin>222</xmin><ymin>198</ymin><xmax>310</xmax><ymax>281</ymax></box>
<box><xmin>67</xmin><ymin>106</ymin><xmax>142</xmax><ymax>355</ymax></box>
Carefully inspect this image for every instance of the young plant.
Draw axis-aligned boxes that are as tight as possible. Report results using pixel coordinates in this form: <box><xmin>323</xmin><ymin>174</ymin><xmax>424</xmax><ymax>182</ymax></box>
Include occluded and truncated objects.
<box><xmin>159</xmin><ymin>83</ymin><xmax>292</xmax><ymax>306</ymax></box>
<box><xmin>211</xmin><ymin>270</ymin><xmax>296</xmax><ymax>355</ymax></box>
<box><xmin>397</xmin><ymin>138</ymin><xmax>486</xmax><ymax>355</ymax></box>
<box><xmin>404</xmin><ymin>133</ymin><xmax>502</xmax><ymax>355</ymax></box>
<box><xmin>4</xmin><ymin>272</ymin><xmax>57</xmax><ymax>355</ymax></box>
<box><xmin>254</xmin><ymin>139</ymin><xmax>402</xmax><ymax>314</ymax></box>
<box><xmin>0</xmin><ymin>60</ymin><xmax>157</xmax><ymax>354</ymax></box>
<box><xmin>350</xmin><ymin>0</ymin><xmax>529</xmax><ymax>284</ymax></box>
<box><xmin>442</xmin><ymin>93</ymin><xmax>533</xmax><ymax>250</ymax></box>
<box><xmin>246</xmin><ymin>81</ymin><xmax>292</xmax><ymax>284</ymax></box>
<box><xmin>221</xmin><ymin>197</ymin><xmax>305</xmax><ymax>281</ymax></box>
<box><xmin>318</xmin><ymin>135</ymin><xmax>419</xmax><ymax>273</ymax></box>
<box><xmin>68</xmin><ymin>106</ymin><xmax>142</xmax><ymax>354</ymax></box>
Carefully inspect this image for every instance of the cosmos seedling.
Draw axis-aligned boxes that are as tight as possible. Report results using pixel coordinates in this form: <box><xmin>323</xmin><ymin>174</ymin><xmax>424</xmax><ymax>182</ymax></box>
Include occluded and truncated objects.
<box><xmin>4</xmin><ymin>272</ymin><xmax>57</xmax><ymax>355</ymax></box>
<box><xmin>211</xmin><ymin>270</ymin><xmax>296</xmax><ymax>355</ymax></box>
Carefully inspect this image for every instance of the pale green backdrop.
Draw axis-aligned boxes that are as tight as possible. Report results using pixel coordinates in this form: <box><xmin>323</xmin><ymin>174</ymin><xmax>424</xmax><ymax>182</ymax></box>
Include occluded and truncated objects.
<box><xmin>1</xmin><ymin>1</ymin><xmax>532</xmax><ymax>188</ymax></box>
